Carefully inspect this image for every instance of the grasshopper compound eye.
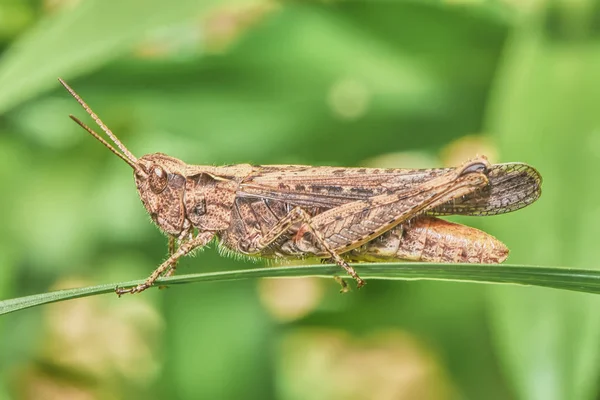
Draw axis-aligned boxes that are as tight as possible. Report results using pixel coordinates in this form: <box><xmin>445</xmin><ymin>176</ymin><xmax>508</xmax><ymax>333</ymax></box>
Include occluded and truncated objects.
<box><xmin>150</xmin><ymin>165</ymin><xmax>168</xmax><ymax>193</ymax></box>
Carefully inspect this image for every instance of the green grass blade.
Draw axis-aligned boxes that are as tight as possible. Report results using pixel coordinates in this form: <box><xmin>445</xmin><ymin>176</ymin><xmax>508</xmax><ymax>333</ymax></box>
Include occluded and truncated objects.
<box><xmin>2</xmin><ymin>263</ymin><xmax>600</xmax><ymax>316</ymax></box>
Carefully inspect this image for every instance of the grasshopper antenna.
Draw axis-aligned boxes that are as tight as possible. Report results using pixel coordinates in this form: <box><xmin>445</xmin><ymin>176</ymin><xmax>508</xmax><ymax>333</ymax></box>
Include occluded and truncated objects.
<box><xmin>58</xmin><ymin>78</ymin><xmax>143</xmax><ymax>173</ymax></box>
<box><xmin>68</xmin><ymin>115</ymin><xmax>141</xmax><ymax>172</ymax></box>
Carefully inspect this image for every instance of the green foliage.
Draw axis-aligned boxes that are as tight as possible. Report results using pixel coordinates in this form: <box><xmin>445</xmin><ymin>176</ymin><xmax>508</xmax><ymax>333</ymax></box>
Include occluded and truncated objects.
<box><xmin>0</xmin><ymin>1</ymin><xmax>598</xmax><ymax>399</ymax></box>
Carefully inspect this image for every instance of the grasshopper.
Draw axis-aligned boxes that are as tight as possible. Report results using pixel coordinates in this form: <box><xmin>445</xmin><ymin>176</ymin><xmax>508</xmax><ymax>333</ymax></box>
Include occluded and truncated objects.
<box><xmin>59</xmin><ymin>79</ymin><xmax>542</xmax><ymax>295</ymax></box>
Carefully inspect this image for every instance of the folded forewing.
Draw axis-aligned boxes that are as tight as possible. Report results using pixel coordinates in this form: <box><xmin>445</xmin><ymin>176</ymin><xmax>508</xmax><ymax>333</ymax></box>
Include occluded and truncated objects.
<box><xmin>238</xmin><ymin>163</ymin><xmax>541</xmax><ymax>217</ymax></box>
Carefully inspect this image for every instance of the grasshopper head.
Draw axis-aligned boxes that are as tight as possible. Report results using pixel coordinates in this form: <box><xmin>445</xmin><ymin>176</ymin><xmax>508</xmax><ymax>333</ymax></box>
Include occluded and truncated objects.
<box><xmin>134</xmin><ymin>153</ymin><xmax>189</xmax><ymax>235</ymax></box>
<box><xmin>59</xmin><ymin>78</ymin><xmax>190</xmax><ymax>236</ymax></box>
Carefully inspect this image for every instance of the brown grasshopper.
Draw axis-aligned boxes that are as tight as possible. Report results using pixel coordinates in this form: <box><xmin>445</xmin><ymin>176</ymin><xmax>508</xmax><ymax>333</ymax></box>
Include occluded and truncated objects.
<box><xmin>59</xmin><ymin>79</ymin><xmax>542</xmax><ymax>295</ymax></box>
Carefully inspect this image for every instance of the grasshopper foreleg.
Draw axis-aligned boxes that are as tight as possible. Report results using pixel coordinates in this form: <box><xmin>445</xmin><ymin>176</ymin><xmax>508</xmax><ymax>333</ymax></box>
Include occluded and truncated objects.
<box><xmin>157</xmin><ymin>236</ymin><xmax>178</xmax><ymax>291</ymax></box>
<box><xmin>117</xmin><ymin>230</ymin><xmax>214</xmax><ymax>296</ymax></box>
<box><xmin>164</xmin><ymin>236</ymin><xmax>177</xmax><ymax>278</ymax></box>
<box><xmin>240</xmin><ymin>206</ymin><xmax>365</xmax><ymax>289</ymax></box>
<box><xmin>163</xmin><ymin>227</ymin><xmax>194</xmax><ymax>279</ymax></box>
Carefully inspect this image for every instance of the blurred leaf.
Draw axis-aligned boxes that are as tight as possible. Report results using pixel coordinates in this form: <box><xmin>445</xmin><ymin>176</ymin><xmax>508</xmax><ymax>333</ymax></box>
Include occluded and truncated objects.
<box><xmin>0</xmin><ymin>0</ymin><xmax>35</xmax><ymax>41</ymax></box>
<box><xmin>486</xmin><ymin>3</ymin><xmax>600</xmax><ymax>399</ymax></box>
<box><xmin>0</xmin><ymin>0</ymin><xmax>260</xmax><ymax>113</ymax></box>
<box><xmin>2</xmin><ymin>263</ymin><xmax>600</xmax><ymax>316</ymax></box>
<box><xmin>49</xmin><ymin>1</ymin><xmax>508</xmax><ymax>170</ymax></box>
<box><xmin>162</xmin><ymin>277</ymin><xmax>273</xmax><ymax>399</ymax></box>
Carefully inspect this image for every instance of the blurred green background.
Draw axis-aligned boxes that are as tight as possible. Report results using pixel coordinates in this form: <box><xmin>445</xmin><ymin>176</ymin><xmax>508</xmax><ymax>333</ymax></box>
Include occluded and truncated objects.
<box><xmin>1</xmin><ymin>0</ymin><xmax>599</xmax><ymax>399</ymax></box>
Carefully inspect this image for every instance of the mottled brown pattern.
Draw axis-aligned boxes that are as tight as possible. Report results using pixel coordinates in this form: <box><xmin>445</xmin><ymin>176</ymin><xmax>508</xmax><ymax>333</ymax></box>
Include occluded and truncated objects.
<box><xmin>59</xmin><ymin>78</ymin><xmax>542</xmax><ymax>294</ymax></box>
<box><xmin>239</xmin><ymin>160</ymin><xmax>490</xmax><ymax>259</ymax></box>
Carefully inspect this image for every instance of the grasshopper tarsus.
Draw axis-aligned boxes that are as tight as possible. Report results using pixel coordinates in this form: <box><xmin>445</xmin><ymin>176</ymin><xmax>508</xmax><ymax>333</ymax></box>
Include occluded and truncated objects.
<box><xmin>116</xmin><ymin>286</ymin><xmax>135</xmax><ymax>296</ymax></box>
<box><xmin>332</xmin><ymin>256</ymin><xmax>365</xmax><ymax>289</ymax></box>
<box><xmin>116</xmin><ymin>283</ymin><xmax>151</xmax><ymax>296</ymax></box>
<box><xmin>333</xmin><ymin>276</ymin><xmax>351</xmax><ymax>293</ymax></box>
<box><xmin>115</xmin><ymin>286</ymin><xmax>132</xmax><ymax>297</ymax></box>
<box><xmin>355</xmin><ymin>278</ymin><xmax>366</xmax><ymax>289</ymax></box>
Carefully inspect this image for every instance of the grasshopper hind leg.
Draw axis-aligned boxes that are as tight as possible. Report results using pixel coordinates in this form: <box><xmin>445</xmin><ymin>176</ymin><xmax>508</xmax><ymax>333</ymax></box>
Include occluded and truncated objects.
<box><xmin>318</xmin><ymin>257</ymin><xmax>351</xmax><ymax>292</ymax></box>
<box><xmin>239</xmin><ymin>206</ymin><xmax>366</xmax><ymax>289</ymax></box>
